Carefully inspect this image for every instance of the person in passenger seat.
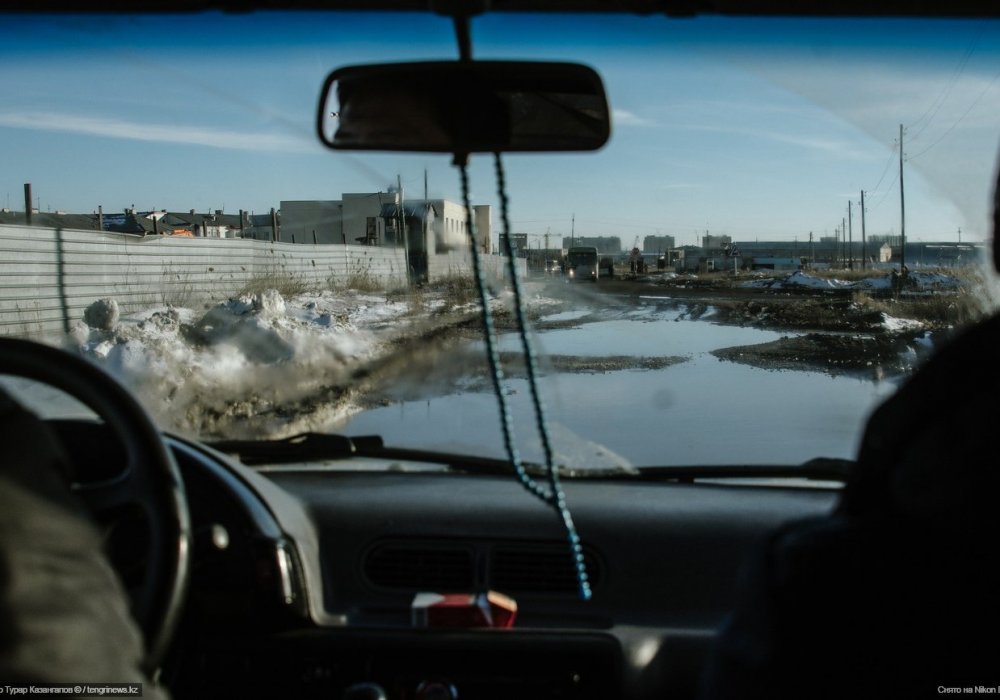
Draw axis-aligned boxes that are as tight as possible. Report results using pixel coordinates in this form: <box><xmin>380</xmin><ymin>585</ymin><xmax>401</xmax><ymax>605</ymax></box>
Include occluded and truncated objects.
<box><xmin>0</xmin><ymin>388</ymin><xmax>168</xmax><ymax>698</ymax></box>
<box><xmin>700</xmin><ymin>166</ymin><xmax>1000</xmax><ymax>700</ymax></box>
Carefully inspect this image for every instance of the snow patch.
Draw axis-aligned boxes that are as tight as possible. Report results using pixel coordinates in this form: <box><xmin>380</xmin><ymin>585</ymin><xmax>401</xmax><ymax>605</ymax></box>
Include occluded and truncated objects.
<box><xmin>740</xmin><ymin>270</ymin><xmax>964</xmax><ymax>292</ymax></box>
<box><xmin>70</xmin><ymin>290</ymin><xmax>415</xmax><ymax>439</ymax></box>
<box><xmin>881</xmin><ymin>313</ymin><xmax>924</xmax><ymax>332</ymax></box>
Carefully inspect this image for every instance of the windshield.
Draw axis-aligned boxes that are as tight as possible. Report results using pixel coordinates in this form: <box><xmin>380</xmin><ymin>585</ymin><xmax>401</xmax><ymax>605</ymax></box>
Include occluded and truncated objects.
<box><xmin>1</xmin><ymin>11</ymin><xmax>997</xmax><ymax>470</ymax></box>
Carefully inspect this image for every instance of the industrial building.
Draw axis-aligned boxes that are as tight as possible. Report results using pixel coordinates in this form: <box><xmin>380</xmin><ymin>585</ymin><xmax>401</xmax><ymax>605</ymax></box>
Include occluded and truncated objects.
<box><xmin>280</xmin><ymin>193</ymin><xmax>491</xmax><ymax>252</ymax></box>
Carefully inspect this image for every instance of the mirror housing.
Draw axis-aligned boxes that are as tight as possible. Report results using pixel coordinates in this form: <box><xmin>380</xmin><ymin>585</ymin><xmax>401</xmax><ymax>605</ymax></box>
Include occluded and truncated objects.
<box><xmin>317</xmin><ymin>61</ymin><xmax>611</xmax><ymax>154</ymax></box>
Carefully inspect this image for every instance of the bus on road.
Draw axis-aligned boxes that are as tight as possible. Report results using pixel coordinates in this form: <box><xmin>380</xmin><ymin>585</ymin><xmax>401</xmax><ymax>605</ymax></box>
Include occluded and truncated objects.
<box><xmin>565</xmin><ymin>246</ymin><xmax>599</xmax><ymax>282</ymax></box>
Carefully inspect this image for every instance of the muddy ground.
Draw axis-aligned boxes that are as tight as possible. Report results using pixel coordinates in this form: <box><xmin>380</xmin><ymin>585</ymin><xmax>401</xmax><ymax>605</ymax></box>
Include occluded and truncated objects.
<box><xmin>364</xmin><ymin>270</ymin><xmax>987</xmax><ymax>398</ymax></box>
<box><xmin>527</xmin><ymin>272</ymin><xmax>983</xmax><ymax>376</ymax></box>
<box><xmin>569</xmin><ymin>273</ymin><xmax>983</xmax><ymax>376</ymax></box>
<box><xmin>697</xmin><ymin>296</ymin><xmax>936</xmax><ymax>376</ymax></box>
<box><xmin>710</xmin><ymin>333</ymin><xmax>915</xmax><ymax>376</ymax></box>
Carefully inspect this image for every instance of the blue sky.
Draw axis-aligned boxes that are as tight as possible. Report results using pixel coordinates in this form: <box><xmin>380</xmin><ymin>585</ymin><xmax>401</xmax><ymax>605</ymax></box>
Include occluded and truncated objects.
<box><xmin>1</xmin><ymin>12</ymin><xmax>998</xmax><ymax>245</ymax></box>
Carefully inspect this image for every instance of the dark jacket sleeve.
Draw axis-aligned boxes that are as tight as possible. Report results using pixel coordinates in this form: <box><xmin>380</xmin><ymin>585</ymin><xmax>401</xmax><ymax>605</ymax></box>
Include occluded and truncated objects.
<box><xmin>0</xmin><ymin>388</ymin><xmax>170</xmax><ymax>699</ymax></box>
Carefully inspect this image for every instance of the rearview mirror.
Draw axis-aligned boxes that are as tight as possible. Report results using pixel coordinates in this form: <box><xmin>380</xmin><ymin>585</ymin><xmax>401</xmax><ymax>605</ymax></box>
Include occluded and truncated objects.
<box><xmin>317</xmin><ymin>61</ymin><xmax>611</xmax><ymax>154</ymax></box>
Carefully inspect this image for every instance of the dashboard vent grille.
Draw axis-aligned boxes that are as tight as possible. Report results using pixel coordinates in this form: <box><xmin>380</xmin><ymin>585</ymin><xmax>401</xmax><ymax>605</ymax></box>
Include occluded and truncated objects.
<box><xmin>364</xmin><ymin>544</ymin><xmax>475</xmax><ymax>590</ymax></box>
<box><xmin>490</xmin><ymin>545</ymin><xmax>601</xmax><ymax>593</ymax></box>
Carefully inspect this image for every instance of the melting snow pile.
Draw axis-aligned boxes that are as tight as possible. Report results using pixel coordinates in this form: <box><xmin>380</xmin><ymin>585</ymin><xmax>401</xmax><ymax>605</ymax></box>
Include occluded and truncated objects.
<box><xmin>880</xmin><ymin>314</ymin><xmax>924</xmax><ymax>332</ymax></box>
<box><xmin>740</xmin><ymin>271</ymin><xmax>850</xmax><ymax>289</ymax></box>
<box><xmin>69</xmin><ymin>290</ymin><xmax>414</xmax><ymax>439</ymax></box>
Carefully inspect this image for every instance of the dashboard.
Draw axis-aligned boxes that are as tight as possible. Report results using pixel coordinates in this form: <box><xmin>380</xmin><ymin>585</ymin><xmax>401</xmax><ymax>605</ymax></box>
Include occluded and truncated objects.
<box><xmin>156</xmin><ymin>432</ymin><xmax>839</xmax><ymax>699</ymax></box>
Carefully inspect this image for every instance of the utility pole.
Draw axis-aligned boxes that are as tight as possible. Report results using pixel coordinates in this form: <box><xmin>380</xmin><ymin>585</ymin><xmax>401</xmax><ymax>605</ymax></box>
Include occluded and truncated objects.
<box><xmin>809</xmin><ymin>231</ymin><xmax>815</xmax><ymax>267</ymax></box>
<box><xmin>571</xmin><ymin>213</ymin><xmax>575</xmax><ymax>247</ymax></box>
<box><xmin>831</xmin><ymin>224</ymin><xmax>836</xmax><ymax>268</ymax></box>
<box><xmin>833</xmin><ymin>224</ymin><xmax>839</xmax><ymax>268</ymax></box>
<box><xmin>398</xmin><ymin>174</ymin><xmax>411</xmax><ymax>283</ymax></box>
<box><xmin>841</xmin><ymin>217</ymin><xmax>846</xmax><ymax>269</ymax></box>
<box><xmin>848</xmin><ymin>201</ymin><xmax>853</xmax><ymax>270</ymax></box>
<box><xmin>23</xmin><ymin>183</ymin><xmax>32</xmax><ymax>226</ymax></box>
<box><xmin>899</xmin><ymin>123</ymin><xmax>906</xmax><ymax>273</ymax></box>
<box><xmin>860</xmin><ymin>190</ymin><xmax>867</xmax><ymax>270</ymax></box>
<box><xmin>958</xmin><ymin>227</ymin><xmax>962</xmax><ymax>244</ymax></box>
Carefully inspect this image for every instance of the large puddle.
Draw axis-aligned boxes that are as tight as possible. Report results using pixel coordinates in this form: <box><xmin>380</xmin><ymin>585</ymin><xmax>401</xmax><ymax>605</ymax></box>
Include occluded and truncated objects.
<box><xmin>508</xmin><ymin>305</ymin><xmax>775</xmax><ymax>357</ymax></box>
<box><xmin>343</xmin><ymin>304</ymin><xmax>900</xmax><ymax>468</ymax></box>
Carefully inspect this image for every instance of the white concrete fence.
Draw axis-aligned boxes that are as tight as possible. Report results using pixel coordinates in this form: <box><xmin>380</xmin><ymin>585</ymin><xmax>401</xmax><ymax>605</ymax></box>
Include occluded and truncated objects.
<box><xmin>0</xmin><ymin>224</ymin><xmax>520</xmax><ymax>336</ymax></box>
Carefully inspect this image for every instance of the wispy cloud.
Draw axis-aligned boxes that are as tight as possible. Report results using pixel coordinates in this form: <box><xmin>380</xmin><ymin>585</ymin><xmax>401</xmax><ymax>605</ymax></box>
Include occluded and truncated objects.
<box><xmin>613</xmin><ymin>108</ymin><xmax>654</xmax><ymax>127</ymax></box>
<box><xmin>673</xmin><ymin>122</ymin><xmax>872</xmax><ymax>160</ymax></box>
<box><xmin>764</xmin><ymin>130</ymin><xmax>871</xmax><ymax>159</ymax></box>
<box><xmin>0</xmin><ymin>111</ymin><xmax>314</xmax><ymax>153</ymax></box>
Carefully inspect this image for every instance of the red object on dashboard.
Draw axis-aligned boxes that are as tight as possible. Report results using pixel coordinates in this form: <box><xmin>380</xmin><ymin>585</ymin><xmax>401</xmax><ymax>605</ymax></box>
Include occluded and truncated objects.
<box><xmin>411</xmin><ymin>591</ymin><xmax>517</xmax><ymax>628</ymax></box>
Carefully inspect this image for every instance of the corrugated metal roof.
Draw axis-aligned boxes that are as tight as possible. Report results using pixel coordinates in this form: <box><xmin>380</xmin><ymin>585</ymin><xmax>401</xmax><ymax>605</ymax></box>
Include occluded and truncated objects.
<box><xmin>0</xmin><ymin>211</ymin><xmax>100</xmax><ymax>230</ymax></box>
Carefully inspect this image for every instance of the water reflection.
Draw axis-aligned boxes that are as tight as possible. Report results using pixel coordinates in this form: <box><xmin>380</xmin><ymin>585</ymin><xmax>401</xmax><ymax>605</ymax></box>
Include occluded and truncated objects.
<box><xmin>522</xmin><ymin>305</ymin><xmax>786</xmax><ymax>357</ymax></box>
<box><xmin>344</xmin><ymin>307</ymin><xmax>899</xmax><ymax>467</ymax></box>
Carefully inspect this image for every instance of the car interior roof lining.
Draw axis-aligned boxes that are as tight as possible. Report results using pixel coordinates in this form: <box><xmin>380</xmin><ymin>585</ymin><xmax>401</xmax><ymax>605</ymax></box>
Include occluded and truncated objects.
<box><xmin>3</xmin><ymin>0</ymin><xmax>999</xmax><ymax>17</ymax></box>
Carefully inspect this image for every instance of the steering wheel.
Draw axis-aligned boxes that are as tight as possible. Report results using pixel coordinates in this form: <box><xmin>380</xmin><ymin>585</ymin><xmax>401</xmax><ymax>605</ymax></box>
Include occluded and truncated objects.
<box><xmin>0</xmin><ymin>337</ymin><xmax>191</xmax><ymax>674</ymax></box>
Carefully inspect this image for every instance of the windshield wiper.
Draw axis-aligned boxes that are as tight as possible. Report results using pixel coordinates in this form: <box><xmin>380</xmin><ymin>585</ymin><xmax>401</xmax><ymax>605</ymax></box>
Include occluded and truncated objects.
<box><xmin>205</xmin><ymin>431</ymin><xmax>549</xmax><ymax>477</ymax></box>
<box><xmin>207</xmin><ymin>432</ymin><xmax>381</xmax><ymax>465</ymax></box>
<box><xmin>205</xmin><ymin>433</ymin><xmax>852</xmax><ymax>482</ymax></box>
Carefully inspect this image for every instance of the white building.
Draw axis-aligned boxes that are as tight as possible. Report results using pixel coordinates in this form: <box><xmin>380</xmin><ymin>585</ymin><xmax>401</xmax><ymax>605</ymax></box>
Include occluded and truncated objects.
<box><xmin>280</xmin><ymin>193</ymin><xmax>491</xmax><ymax>254</ymax></box>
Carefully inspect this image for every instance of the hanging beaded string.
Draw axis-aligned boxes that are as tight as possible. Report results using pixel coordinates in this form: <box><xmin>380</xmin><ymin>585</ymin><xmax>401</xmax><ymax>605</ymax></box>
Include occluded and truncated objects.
<box><xmin>493</xmin><ymin>154</ymin><xmax>590</xmax><ymax>602</ymax></box>
<box><xmin>458</xmin><ymin>165</ymin><xmax>549</xmax><ymax>503</ymax></box>
<box><xmin>493</xmin><ymin>154</ymin><xmax>556</xmax><ymax>471</ymax></box>
<box><xmin>458</xmin><ymin>158</ymin><xmax>591</xmax><ymax>602</ymax></box>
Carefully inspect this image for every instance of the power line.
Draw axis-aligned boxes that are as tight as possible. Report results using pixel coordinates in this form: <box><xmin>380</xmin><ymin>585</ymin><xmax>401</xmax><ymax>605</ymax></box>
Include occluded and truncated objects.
<box><xmin>906</xmin><ymin>24</ymin><xmax>983</xmax><ymax>142</ymax></box>
<box><xmin>869</xmin><ymin>143</ymin><xmax>897</xmax><ymax>196</ymax></box>
<box><xmin>867</xmin><ymin>168</ymin><xmax>900</xmax><ymax>213</ymax></box>
<box><xmin>908</xmin><ymin>69</ymin><xmax>1000</xmax><ymax>161</ymax></box>
<box><xmin>866</xmin><ymin>129</ymin><xmax>904</xmax><ymax>213</ymax></box>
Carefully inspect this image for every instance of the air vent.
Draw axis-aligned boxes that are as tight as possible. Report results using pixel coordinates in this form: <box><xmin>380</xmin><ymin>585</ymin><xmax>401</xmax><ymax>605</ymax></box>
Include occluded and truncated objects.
<box><xmin>363</xmin><ymin>544</ymin><xmax>475</xmax><ymax>590</ymax></box>
<box><xmin>490</xmin><ymin>545</ymin><xmax>601</xmax><ymax>593</ymax></box>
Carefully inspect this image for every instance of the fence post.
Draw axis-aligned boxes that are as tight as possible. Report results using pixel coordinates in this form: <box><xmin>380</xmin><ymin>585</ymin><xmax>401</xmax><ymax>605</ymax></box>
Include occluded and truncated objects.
<box><xmin>24</xmin><ymin>183</ymin><xmax>32</xmax><ymax>226</ymax></box>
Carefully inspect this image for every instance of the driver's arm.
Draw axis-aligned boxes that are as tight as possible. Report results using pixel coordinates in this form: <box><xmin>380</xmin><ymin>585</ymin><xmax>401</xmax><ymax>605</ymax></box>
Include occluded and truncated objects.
<box><xmin>0</xmin><ymin>389</ymin><xmax>169</xmax><ymax>699</ymax></box>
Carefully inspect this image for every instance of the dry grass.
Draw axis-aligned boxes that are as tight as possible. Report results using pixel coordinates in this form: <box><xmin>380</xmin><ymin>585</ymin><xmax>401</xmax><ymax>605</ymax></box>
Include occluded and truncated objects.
<box><xmin>238</xmin><ymin>270</ymin><xmax>313</xmax><ymax>298</ymax></box>
<box><xmin>851</xmin><ymin>288</ymin><xmax>988</xmax><ymax>327</ymax></box>
<box><xmin>428</xmin><ymin>274</ymin><xmax>480</xmax><ymax>307</ymax></box>
<box><xmin>160</xmin><ymin>264</ymin><xmax>203</xmax><ymax>307</ymax></box>
<box><xmin>330</xmin><ymin>258</ymin><xmax>384</xmax><ymax>293</ymax></box>
<box><xmin>385</xmin><ymin>274</ymin><xmax>481</xmax><ymax>316</ymax></box>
